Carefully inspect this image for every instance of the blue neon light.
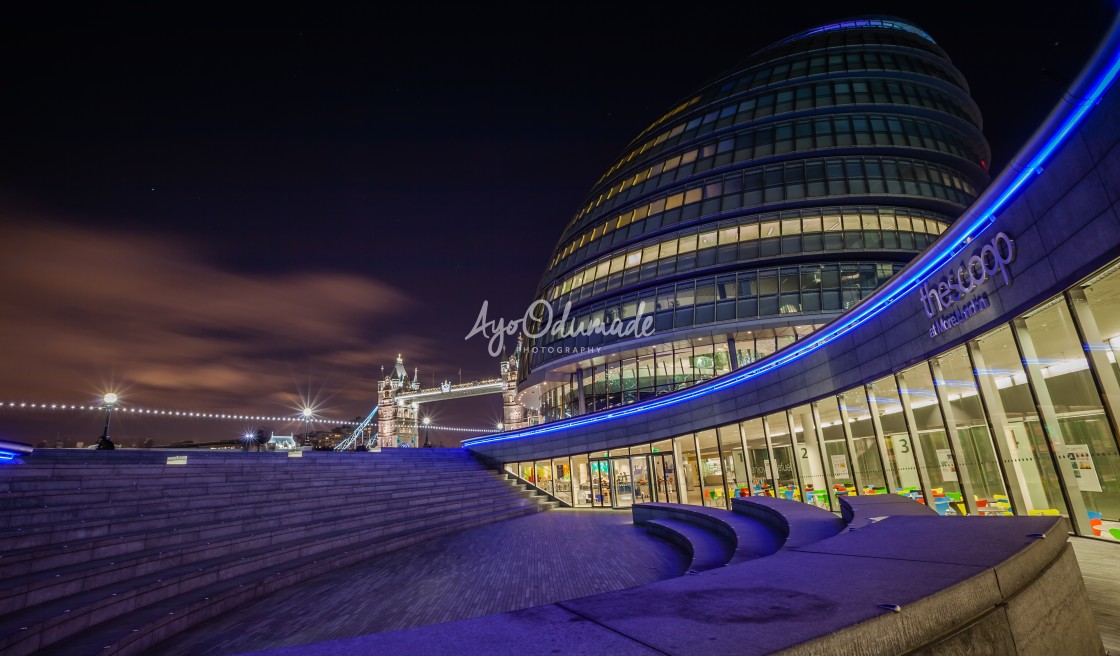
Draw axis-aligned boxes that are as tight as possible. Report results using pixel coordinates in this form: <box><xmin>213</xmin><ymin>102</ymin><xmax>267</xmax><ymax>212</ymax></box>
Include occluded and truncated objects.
<box><xmin>0</xmin><ymin>450</ymin><xmax>19</xmax><ymax>462</ymax></box>
<box><xmin>465</xmin><ymin>41</ymin><xmax>1120</xmax><ymax>450</ymax></box>
<box><xmin>774</xmin><ymin>18</ymin><xmax>937</xmax><ymax>47</ymax></box>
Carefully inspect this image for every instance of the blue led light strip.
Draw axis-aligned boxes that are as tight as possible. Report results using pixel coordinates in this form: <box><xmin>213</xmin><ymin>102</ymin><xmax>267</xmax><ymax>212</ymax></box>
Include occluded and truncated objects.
<box><xmin>465</xmin><ymin>39</ymin><xmax>1120</xmax><ymax>450</ymax></box>
<box><xmin>778</xmin><ymin>19</ymin><xmax>937</xmax><ymax>46</ymax></box>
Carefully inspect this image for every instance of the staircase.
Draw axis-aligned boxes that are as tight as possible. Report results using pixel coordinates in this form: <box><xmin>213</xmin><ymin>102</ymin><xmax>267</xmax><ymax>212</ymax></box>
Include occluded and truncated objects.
<box><xmin>0</xmin><ymin>448</ymin><xmax>552</xmax><ymax>655</ymax></box>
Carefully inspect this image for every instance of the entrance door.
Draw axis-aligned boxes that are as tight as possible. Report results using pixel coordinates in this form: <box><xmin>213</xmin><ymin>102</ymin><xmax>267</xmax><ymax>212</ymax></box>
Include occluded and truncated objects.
<box><xmin>630</xmin><ymin>455</ymin><xmax>651</xmax><ymax>504</ymax></box>
<box><xmin>609</xmin><ymin>457</ymin><xmax>633</xmax><ymax>508</ymax></box>
<box><xmin>651</xmin><ymin>453</ymin><xmax>678</xmax><ymax>503</ymax></box>
<box><xmin>590</xmin><ymin>458</ymin><xmax>611</xmax><ymax>507</ymax></box>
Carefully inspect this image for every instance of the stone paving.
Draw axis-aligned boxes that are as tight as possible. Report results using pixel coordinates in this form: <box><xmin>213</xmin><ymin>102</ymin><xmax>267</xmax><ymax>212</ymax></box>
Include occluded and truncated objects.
<box><xmin>1072</xmin><ymin>537</ymin><xmax>1120</xmax><ymax>655</ymax></box>
<box><xmin>152</xmin><ymin>509</ymin><xmax>687</xmax><ymax>656</ymax></box>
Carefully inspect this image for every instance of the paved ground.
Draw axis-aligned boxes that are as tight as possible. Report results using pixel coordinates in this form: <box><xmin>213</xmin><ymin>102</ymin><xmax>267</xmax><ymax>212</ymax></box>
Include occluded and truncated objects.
<box><xmin>154</xmin><ymin>509</ymin><xmax>687</xmax><ymax>656</ymax></box>
<box><xmin>1072</xmin><ymin>537</ymin><xmax>1120</xmax><ymax>655</ymax></box>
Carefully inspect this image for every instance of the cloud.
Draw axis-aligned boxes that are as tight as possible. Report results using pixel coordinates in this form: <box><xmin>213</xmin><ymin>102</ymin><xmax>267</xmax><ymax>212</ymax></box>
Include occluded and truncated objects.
<box><xmin>0</xmin><ymin>216</ymin><xmax>427</xmax><ymax>430</ymax></box>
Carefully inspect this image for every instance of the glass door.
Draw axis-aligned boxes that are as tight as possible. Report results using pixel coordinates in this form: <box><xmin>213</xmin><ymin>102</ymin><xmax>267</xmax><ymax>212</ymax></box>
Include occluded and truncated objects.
<box><xmin>609</xmin><ymin>457</ymin><xmax>633</xmax><ymax>508</ymax></box>
<box><xmin>651</xmin><ymin>453</ymin><xmax>678</xmax><ymax>503</ymax></box>
<box><xmin>590</xmin><ymin>458</ymin><xmax>611</xmax><ymax>507</ymax></box>
<box><xmin>631</xmin><ymin>455</ymin><xmax>652</xmax><ymax>504</ymax></box>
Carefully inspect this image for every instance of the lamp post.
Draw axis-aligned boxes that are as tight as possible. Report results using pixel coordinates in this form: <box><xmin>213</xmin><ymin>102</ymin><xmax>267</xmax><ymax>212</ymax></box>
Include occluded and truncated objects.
<box><xmin>98</xmin><ymin>393</ymin><xmax>118</xmax><ymax>450</ymax></box>
<box><xmin>302</xmin><ymin>408</ymin><xmax>313</xmax><ymax>448</ymax></box>
<box><xmin>422</xmin><ymin>416</ymin><xmax>432</xmax><ymax>448</ymax></box>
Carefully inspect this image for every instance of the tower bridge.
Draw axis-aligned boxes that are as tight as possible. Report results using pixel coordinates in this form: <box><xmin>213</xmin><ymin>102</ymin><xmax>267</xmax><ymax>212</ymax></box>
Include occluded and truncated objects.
<box><xmin>335</xmin><ymin>341</ymin><xmax>540</xmax><ymax>451</ymax></box>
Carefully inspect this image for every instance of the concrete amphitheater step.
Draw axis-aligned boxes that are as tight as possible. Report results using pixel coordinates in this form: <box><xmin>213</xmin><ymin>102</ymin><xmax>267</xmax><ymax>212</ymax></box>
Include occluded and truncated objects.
<box><xmin>0</xmin><ymin>467</ymin><xmax>519</xmax><ymax>544</ymax></box>
<box><xmin>730</xmin><ymin>496</ymin><xmax>846</xmax><ymax>549</ymax></box>
<box><xmin>44</xmin><ymin>503</ymin><xmax>547</xmax><ymax>656</ymax></box>
<box><xmin>0</xmin><ymin>468</ymin><xmax>514</xmax><ymax>528</ymax></box>
<box><xmin>0</xmin><ymin>461</ymin><xmax>494</xmax><ymax>496</ymax></box>
<box><xmin>0</xmin><ymin>449</ymin><xmax>549</xmax><ymax>654</ymax></box>
<box><xmin>1</xmin><ymin>465</ymin><xmax>493</xmax><ymax>491</ymax></box>
<box><xmin>0</xmin><ymin>465</ymin><xmax>495</xmax><ymax>494</ymax></box>
<box><xmin>0</xmin><ymin>467</ymin><xmax>508</xmax><ymax>514</ymax></box>
<box><xmin>0</xmin><ymin>476</ymin><xmax>537</xmax><ymax>577</ymax></box>
<box><xmin>0</xmin><ymin>462</ymin><xmax>489</xmax><ymax>490</ymax></box>
<box><xmin>0</xmin><ymin>495</ymin><xmax>544</xmax><ymax>656</ymax></box>
<box><xmin>643</xmin><ymin>518</ymin><xmax>732</xmax><ymax>572</ymax></box>
<box><xmin>633</xmin><ymin>502</ymin><xmax>785</xmax><ymax>564</ymax></box>
<box><xmin>0</xmin><ymin>470</ymin><xmax>528</xmax><ymax>549</ymax></box>
<box><xmin>839</xmin><ymin>493</ymin><xmax>939</xmax><ymax>530</ymax></box>
<box><xmin>0</xmin><ymin>494</ymin><xmax>537</xmax><ymax>619</ymax></box>
<box><xmin>21</xmin><ymin>447</ymin><xmax>475</xmax><ymax>461</ymax></box>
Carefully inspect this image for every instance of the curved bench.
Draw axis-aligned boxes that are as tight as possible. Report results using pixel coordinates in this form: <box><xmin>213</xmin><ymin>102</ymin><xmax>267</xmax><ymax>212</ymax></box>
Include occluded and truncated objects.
<box><xmin>731</xmin><ymin>496</ymin><xmax>846</xmax><ymax>549</ymax></box>
<box><xmin>642</xmin><ymin>518</ymin><xmax>733</xmax><ymax>572</ymax></box>
<box><xmin>632</xmin><ymin>503</ymin><xmax>784</xmax><ymax>568</ymax></box>
<box><xmin>840</xmin><ymin>493</ymin><xmax>938</xmax><ymax>530</ymax></box>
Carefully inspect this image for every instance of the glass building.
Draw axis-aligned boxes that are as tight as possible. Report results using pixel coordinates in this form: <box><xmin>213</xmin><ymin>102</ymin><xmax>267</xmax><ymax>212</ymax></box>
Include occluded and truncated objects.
<box><xmin>498</xmin><ymin>258</ymin><xmax>1120</xmax><ymax>542</ymax></box>
<box><xmin>519</xmin><ymin>17</ymin><xmax>991</xmax><ymax>422</ymax></box>
<box><xmin>469</xmin><ymin>16</ymin><xmax>1120</xmax><ymax>543</ymax></box>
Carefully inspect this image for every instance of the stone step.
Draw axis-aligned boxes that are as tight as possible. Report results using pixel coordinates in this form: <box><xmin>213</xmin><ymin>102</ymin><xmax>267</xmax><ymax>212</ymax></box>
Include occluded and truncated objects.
<box><xmin>839</xmin><ymin>494</ymin><xmax>939</xmax><ymax>530</ymax></box>
<box><xmin>0</xmin><ymin>478</ymin><xmax>533</xmax><ymax>575</ymax></box>
<box><xmin>0</xmin><ymin>478</ymin><xmax>527</xmax><ymax>548</ymax></box>
<box><xmin>0</xmin><ymin>495</ymin><xmax>541</xmax><ymax>656</ymax></box>
<box><xmin>0</xmin><ymin>467</ymin><xmax>503</xmax><ymax>506</ymax></box>
<box><xmin>632</xmin><ymin>503</ymin><xmax>784</xmax><ymax>564</ymax></box>
<box><xmin>20</xmin><ymin>449</ymin><xmax>477</xmax><ymax>467</ymax></box>
<box><xmin>0</xmin><ymin>461</ymin><xmax>491</xmax><ymax>492</ymax></box>
<box><xmin>0</xmin><ymin>488</ymin><xmax>534</xmax><ymax>613</ymax></box>
<box><xmin>41</xmin><ymin>503</ymin><xmax>545</xmax><ymax>656</ymax></box>
<box><xmin>1</xmin><ymin>462</ymin><xmax>485</xmax><ymax>485</ymax></box>
<box><xmin>730</xmin><ymin>497</ymin><xmax>846</xmax><ymax>550</ymax></box>
<box><xmin>0</xmin><ymin>471</ymin><xmax>512</xmax><ymax>529</ymax></box>
<box><xmin>643</xmin><ymin>518</ymin><xmax>732</xmax><ymax>572</ymax></box>
<box><xmin>0</xmin><ymin>475</ymin><xmax>531</xmax><ymax>555</ymax></box>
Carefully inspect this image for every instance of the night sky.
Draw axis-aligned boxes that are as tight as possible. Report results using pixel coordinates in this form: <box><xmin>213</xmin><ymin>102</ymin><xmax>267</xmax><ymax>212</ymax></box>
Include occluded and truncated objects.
<box><xmin>1</xmin><ymin>2</ymin><xmax>1114</xmax><ymax>446</ymax></box>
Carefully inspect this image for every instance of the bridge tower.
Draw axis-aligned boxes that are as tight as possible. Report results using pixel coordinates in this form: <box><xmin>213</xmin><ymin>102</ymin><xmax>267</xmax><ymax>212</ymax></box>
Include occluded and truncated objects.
<box><xmin>377</xmin><ymin>354</ymin><xmax>420</xmax><ymax>448</ymax></box>
<box><xmin>501</xmin><ymin>336</ymin><xmax>539</xmax><ymax>431</ymax></box>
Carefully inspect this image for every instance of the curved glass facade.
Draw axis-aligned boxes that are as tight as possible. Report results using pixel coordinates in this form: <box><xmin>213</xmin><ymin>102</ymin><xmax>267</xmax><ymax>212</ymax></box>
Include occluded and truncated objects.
<box><xmin>520</xmin><ymin>17</ymin><xmax>990</xmax><ymax>418</ymax></box>
<box><xmin>505</xmin><ymin>256</ymin><xmax>1120</xmax><ymax>542</ymax></box>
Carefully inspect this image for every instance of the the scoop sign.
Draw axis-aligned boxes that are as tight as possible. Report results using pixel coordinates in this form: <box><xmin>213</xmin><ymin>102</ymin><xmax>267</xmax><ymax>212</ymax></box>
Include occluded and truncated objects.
<box><xmin>920</xmin><ymin>232</ymin><xmax>1015</xmax><ymax>318</ymax></box>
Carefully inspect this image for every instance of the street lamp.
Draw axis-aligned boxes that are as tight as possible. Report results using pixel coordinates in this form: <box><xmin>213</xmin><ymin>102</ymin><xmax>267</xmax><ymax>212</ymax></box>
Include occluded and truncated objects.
<box><xmin>422</xmin><ymin>416</ymin><xmax>432</xmax><ymax>448</ymax></box>
<box><xmin>496</xmin><ymin>422</ymin><xmax>504</xmax><ymax>432</ymax></box>
<box><xmin>301</xmin><ymin>407</ymin><xmax>313</xmax><ymax>447</ymax></box>
<box><xmin>98</xmin><ymin>393</ymin><xmax>118</xmax><ymax>450</ymax></box>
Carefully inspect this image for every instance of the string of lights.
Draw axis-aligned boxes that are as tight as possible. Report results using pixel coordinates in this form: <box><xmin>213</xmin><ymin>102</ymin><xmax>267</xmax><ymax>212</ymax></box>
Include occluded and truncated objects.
<box><xmin>0</xmin><ymin>400</ymin><xmax>353</xmax><ymax>424</ymax></box>
<box><xmin>424</xmin><ymin>425</ymin><xmax>497</xmax><ymax>433</ymax></box>
<box><xmin>0</xmin><ymin>399</ymin><xmax>497</xmax><ymax>433</ymax></box>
